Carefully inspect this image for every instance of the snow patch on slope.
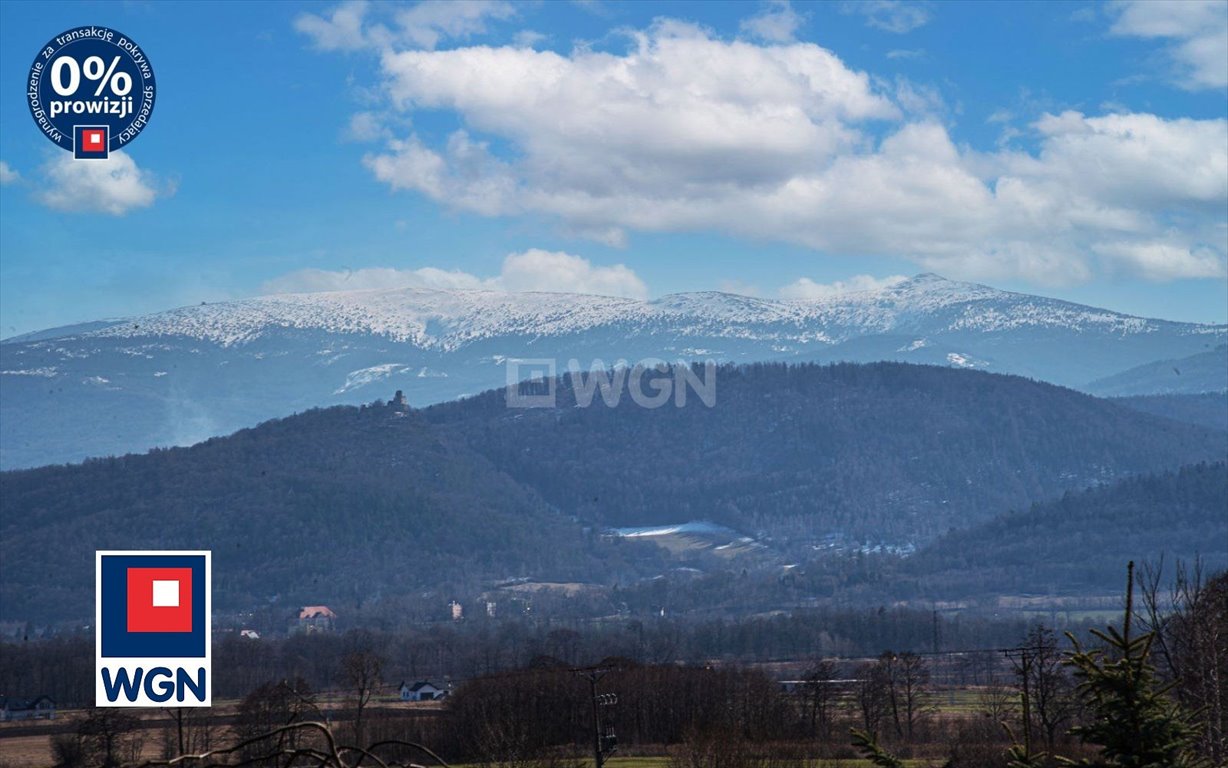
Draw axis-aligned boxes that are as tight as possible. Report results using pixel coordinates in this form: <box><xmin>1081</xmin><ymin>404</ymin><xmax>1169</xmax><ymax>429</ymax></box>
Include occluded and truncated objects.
<box><xmin>334</xmin><ymin>363</ymin><xmax>409</xmax><ymax>394</ymax></box>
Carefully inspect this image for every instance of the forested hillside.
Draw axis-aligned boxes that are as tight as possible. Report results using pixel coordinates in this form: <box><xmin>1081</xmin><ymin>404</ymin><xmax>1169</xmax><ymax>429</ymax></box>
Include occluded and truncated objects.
<box><xmin>1112</xmin><ymin>392</ymin><xmax>1228</xmax><ymax>431</ymax></box>
<box><xmin>425</xmin><ymin>362</ymin><xmax>1226</xmax><ymax>541</ymax></box>
<box><xmin>1088</xmin><ymin>344</ymin><xmax>1228</xmax><ymax>396</ymax></box>
<box><xmin>907</xmin><ymin>462</ymin><xmax>1228</xmax><ymax>597</ymax></box>
<box><xmin>0</xmin><ymin>405</ymin><xmax>662</xmax><ymax>624</ymax></box>
<box><xmin>3</xmin><ymin>362</ymin><xmax>1224</xmax><ymax>625</ymax></box>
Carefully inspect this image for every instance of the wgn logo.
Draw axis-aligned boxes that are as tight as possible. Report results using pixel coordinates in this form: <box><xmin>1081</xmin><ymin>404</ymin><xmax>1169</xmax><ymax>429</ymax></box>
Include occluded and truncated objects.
<box><xmin>506</xmin><ymin>358</ymin><xmax>717</xmax><ymax>410</ymax></box>
<box><xmin>96</xmin><ymin>551</ymin><xmax>211</xmax><ymax>707</ymax></box>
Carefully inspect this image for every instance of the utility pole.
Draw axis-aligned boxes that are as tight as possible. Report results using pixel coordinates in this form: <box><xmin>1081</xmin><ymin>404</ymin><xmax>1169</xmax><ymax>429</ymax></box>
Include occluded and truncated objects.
<box><xmin>932</xmin><ymin>607</ymin><xmax>941</xmax><ymax>655</ymax></box>
<box><xmin>572</xmin><ymin>665</ymin><xmax>618</xmax><ymax>768</ymax></box>
<box><xmin>1004</xmin><ymin>646</ymin><xmax>1034</xmax><ymax>755</ymax></box>
<box><xmin>932</xmin><ymin>608</ymin><xmax>953</xmax><ymax>706</ymax></box>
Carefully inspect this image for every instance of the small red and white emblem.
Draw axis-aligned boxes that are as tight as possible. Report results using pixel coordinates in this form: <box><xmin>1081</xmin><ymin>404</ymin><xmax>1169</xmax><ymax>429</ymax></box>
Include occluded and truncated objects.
<box><xmin>75</xmin><ymin>126</ymin><xmax>109</xmax><ymax>159</ymax></box>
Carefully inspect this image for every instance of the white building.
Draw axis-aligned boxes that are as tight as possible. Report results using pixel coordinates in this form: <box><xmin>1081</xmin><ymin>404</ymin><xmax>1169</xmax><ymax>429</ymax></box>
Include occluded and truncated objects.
<box><xmin>399</xmin><ymin>681</ymin><xmax>446</xmax><ymax>702</ymax></box>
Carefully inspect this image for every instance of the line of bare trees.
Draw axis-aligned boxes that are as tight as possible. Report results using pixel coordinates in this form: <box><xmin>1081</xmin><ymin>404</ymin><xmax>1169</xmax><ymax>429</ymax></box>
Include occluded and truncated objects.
<box><xmin>8</xmin><ymin>562</ymin><xmax>1223</xmax><ymax>768</ymax></box>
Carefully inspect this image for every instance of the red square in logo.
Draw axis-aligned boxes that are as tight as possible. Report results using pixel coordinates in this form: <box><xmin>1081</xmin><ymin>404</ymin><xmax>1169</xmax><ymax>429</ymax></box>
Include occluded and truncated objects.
<box><xmin>74</xmin><ymin>126</ymin><xmax>109</xmax><ymax>159</ymax></box>
<box><xmin>127</xmin><ymin>568</ymin><xmax>193</xmax><ymax>633</ymax></box>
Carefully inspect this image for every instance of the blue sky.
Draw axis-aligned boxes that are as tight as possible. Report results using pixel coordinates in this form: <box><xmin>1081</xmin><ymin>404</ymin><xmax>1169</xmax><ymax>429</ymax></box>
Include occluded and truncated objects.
<box><xmin>1</xmin><ymin>0</ymin><xmax>1225</xmax><ymax>337</ymax></box>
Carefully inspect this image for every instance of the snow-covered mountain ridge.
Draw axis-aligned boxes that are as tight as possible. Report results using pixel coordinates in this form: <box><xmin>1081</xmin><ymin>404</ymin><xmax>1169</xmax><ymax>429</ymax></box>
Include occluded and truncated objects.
<box><xmin>53</xmin><ymin>273</ymin><xmax>1196</xmax><ymax>349</ymax></box>
<box><xmin>2</xmin><ymin>274</ymin><xmax>1223</xmax><ymax>469</ymax></box>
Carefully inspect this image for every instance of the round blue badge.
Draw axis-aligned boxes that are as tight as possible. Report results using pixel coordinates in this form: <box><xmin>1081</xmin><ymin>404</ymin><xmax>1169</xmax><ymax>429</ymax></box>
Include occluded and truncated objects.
<box><xmin>26</xmin><ymin>26</ymin><xmax>156</xmax><ymax>159</ymax></box>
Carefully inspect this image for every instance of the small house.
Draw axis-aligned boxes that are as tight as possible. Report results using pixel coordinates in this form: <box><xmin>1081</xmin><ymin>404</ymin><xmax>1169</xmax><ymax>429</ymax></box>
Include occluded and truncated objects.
<box><xmin>0</xmin><ymin>696</ymin><xmax>55</xmax><ymax>722</ymax></box>
<box><xmin>296</xmin><ymin>605</ymin><xmax>336</xmax><ymax>633</ymax></box>
<box><xmin>399</xmin><ymin>681</ymin><xmax>445</xmax><ymax>702</ymax></box>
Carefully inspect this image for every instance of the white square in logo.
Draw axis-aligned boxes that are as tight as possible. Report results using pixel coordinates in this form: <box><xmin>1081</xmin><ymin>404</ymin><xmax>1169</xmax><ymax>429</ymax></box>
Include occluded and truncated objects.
<box><xmin>505</xmin><ymin>357</ymin><xmax>557</xmax><ymax>408</ymax></box>
<box><xmin>152</xmin><ymin>579</ymin><xmax>179</xmax><ymax>607</ymax></box>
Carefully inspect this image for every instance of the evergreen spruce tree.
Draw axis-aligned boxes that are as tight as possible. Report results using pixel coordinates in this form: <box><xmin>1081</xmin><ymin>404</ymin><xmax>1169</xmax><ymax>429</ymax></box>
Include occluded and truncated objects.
<box><xmin>1062</xmin><ymin>562</ymin><xmax>1206</xmax><ymax>768</ymax></box>
<box><xmin>849</xmin><ymin>729</ymin><xmax>906</xmax><ymax>768</ymax></box>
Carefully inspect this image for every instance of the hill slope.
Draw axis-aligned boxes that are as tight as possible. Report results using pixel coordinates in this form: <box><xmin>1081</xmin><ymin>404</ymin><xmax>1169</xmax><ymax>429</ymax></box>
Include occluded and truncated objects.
<box><xmin>1111</xmin><ymin>392</ymin><xmax>1228</xmax><ymax>431</ymax></box>
<box><xmin>3</xmin><ymin>274</ymin><xmax>1223</xmax><ymax>468</ymax></box>
<box><xmin>907</xmin><ymin>462</ymin><xmax>1228</xmax><ymax>598</ymax></box>
<box><xmin>423</xmin><ymin>362</ymin><xmax>1228</xmax><ymax>546</ymax></box>
<box><xmin>0</xmin><ymin>405</ymin><xmax>659</xmax><ymax>624</ymax></box>
<box><xmin>2</xmin><ymin>362</ymin><xmax>1224</xmax><ymax>625</ymax></box>
<box><xmin>1088</xmin><ymin>345</ymin><xmax>1228</xmax><ymax>396</ymax></box>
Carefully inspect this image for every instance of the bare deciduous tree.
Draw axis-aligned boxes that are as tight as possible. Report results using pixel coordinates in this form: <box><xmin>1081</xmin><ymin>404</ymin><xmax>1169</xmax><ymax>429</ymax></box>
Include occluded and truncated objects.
<box><xmin>76</xmin><ymin>709</ymin><xmax>144</xmax><ymax>768</ymax></box>
<box><xmin>163</xmin><ymin>706</ymin><xmax>216</xmax><ymax>759</ymax></box>
<box><xmin>854</xmin><ymin>661</ymin><xmax>890</xmax><ymax>738</ymax></box>
<box><xmin>1012</xmin><ymin>624</ymin><xmax>1076</xmax><ymax>755</ymax></box>
<box><xmin>1138</xmin><ymin>558</ymin><xmax>1228</xmax><ymax>765</ymax></box>
<box><xmin>802</xmin><ymin>659</ymin><xmax>838</xmax><ymax>740</ymax></box>
<box><xmin>895</xmin><ymin>651</ymin><xmax>933</xmax><ymax>742</ymax></box>
<box><xmin>339</xmin><ymin>648</ymin><xmax>384</xmax><ymax>747</ymax></box>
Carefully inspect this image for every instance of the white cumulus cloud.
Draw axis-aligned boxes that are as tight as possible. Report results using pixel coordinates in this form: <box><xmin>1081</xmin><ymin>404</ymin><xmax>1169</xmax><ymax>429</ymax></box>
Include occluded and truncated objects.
<box><xmin>366</xmin><ymin>19</ymin><xmax>897</xmax><ymax>236</ymax></box>
<box><xmin>296</xmin><ymin>0</ymin><xmax>515</xmax><ymax>51</ymax></box>
<box><xmin>498</xmin><ymin>249</ymin><xmax>647</xmax><ymax>297</ymax></box>
<box><xmin>37</xmin><ymin>151</ymin><xmax>163</xmax><ymax>215</ymax></box>
<box><xmin>303</xmin><ymin>8</ymin><xmax>1227</xmax><ymax>287</ymax></box>
<box><xmin>295</xmin><ymin>0</ymin><xmax>370</xmax><ymax>50</ymax></box>
<box><xmin>843</xmin><ymin>1</ymin><xmax>931</xmax><ymax>34</ymax></box>
<box><xmin>262</xmin><ymin>266</ymin><xmax>485</xmax><ymax>294</ymax></box>
<box><xmin>345</xmin><ymin>111</ymin><xmax>392</xmax><ymax>142</ymax></box>
<box><xmin>0</xmin><ymin>161</ymin><xmax>19</xmax><ymax>185</ymax></box>
<box><xmin>780</xmin><ymin>274</ymin><xmax>908</xmax><ymax>299</ymax></box>
<box><xmin>1109</xmin><ymin>0</ymin><xmax>1228</xmax><ymax>90</ymax></box>
<box><xmin>262</xmin><ymin>250</ymin><xmax>648</xmax><ymax>299</ymax></box>
<box><xmin>395</xmin><ymin>0</ymin><xmax>515</xmax><ymax>49</ymax></box>
<box><xmin>740</xmin><ymin>0</ymin><xmax>804</xmax><ymax>43</ymax></box>
<box><xmin>1092</xmin><ymin>241</ymin><xmax>1227</xmax><ymax>281</ymax></box>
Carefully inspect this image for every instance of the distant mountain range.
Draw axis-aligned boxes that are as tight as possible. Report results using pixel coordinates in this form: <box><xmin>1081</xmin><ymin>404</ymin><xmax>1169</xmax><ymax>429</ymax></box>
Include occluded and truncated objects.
<box><xmin>3</xmin><ymin>361</ymin><xmax>1224</xmax><ymax>624</ymax></box>
<box><xmin>2</xmin><ymin>273</ymin><xmax>1223</xmax><ymax>468</ymax></box>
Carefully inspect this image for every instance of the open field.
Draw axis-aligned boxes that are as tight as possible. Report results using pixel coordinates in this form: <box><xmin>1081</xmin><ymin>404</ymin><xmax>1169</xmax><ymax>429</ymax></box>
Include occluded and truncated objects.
<box><xmin>0</xmin><ymin>708</ymin><xmax>951</xmax><ymax>768</ymax></box>
<box><xmin>0</xmin><ymin>745</ymin><xmax>940</xmax><ymax>768</ymax></box>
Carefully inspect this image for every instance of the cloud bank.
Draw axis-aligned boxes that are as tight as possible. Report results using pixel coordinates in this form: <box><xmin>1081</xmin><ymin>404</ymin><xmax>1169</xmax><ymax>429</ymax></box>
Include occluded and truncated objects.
<box><xmin>263</xmin><ymin>249</ymin><xmax>649</xmax><ymax>299</ymax></box>
<box><xmin>301</xmin><ymin>7</ymin><xmax>1228</xmax><ymax>286</ymax></box>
